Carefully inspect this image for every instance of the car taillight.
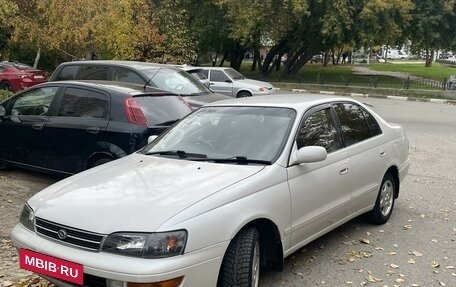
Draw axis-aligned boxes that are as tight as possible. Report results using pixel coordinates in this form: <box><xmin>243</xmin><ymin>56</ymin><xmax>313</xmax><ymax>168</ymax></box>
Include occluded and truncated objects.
<box><xmin>124</xmin><ymin>97</ymin><xmax>148</xmax><ymax>126</ymax></box>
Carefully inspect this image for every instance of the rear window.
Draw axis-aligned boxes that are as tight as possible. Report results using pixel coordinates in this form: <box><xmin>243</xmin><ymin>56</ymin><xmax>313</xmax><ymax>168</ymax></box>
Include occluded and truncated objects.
<box><xmin>134</xmin><ymin>95</ymin><xmax>191</xmax><ymax>126</ymax></box>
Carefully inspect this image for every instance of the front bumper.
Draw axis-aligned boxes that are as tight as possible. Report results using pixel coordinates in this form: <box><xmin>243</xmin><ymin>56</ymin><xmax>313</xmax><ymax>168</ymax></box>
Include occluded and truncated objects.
<box><xmin>12</xmin><ymin>224</ymin><xmax>228</xmax><ymax>287</ymax></box>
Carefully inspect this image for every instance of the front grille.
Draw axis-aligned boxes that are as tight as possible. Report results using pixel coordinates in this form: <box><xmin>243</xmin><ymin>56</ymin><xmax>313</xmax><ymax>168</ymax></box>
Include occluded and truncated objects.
<box><xmin>35</xmin><ymin>217</ymin><xmax>105</xmax><ymax>251</ymax></box>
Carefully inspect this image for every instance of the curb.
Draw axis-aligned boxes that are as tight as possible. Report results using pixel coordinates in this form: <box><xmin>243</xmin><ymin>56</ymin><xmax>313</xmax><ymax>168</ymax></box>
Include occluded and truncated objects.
<box><xmin>288</xmin><ymin>89</ymin><xmax>456</xmax><ymax>105</ymax></box>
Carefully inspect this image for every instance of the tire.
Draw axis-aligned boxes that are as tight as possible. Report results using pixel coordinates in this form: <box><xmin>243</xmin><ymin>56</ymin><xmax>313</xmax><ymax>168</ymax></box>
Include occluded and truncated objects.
<box><xmin>237</xmin><ymin>91</ymin><xmax>252</xmax><ymax>98</ymax></box>
<box><xmin>89</xmin><ymin>157</ymin><xmax>113</xmax><ymax>169</ymax></box>
<box><xmin>0</xmin><ymin>81</ymin><xmax>13</xmax><ymax>92</ymax></box>
<box><xmin>0</xmin><ymin>160</ymin><xmax>9</xmax><ymax>170</ymax></box>
<box><xmin>367</xmin><ymin>172</ymin><xmax>396</xmax><ymax>224</ymax></box>
<box><xmin>218</xmin><ymin>227</ymin><xmax>260</xmax><ymax>287</ymax></box>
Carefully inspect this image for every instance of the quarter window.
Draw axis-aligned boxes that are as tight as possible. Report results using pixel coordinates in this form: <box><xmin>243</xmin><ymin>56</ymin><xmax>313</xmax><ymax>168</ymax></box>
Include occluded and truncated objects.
<box><xmin>112</xmin><ymin>68</ymin><xmax>144</xmax><ymax>84</ymax></box>
<box><xmin>297</xmin><ymin>108</ymin><xmax>342</xmax><ymax>153</ymax></box>
<box><xmin>333</xmin><ymin>103</ymin><xmax>371</xmax><ymax>146</ymax></box>
<box><xmin>79</xmin><ymin>66</ymin><xmax>109</xmax><ymax>80</ymax></box>
<box><xmin>57</xmin><ymin>88</ymin><xmax>108</xmax><ymax>118</ymax></box>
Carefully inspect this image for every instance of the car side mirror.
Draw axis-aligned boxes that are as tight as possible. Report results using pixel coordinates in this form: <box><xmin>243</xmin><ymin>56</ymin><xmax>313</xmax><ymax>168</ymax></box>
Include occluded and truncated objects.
<box><xmin>0</xmin><ymin>106</ymin><xmax>5</xmax><ymax>117</ymax></box>
<box><xmin>225</xmin><ymin>79</ymin><xmax>232</xmax><ymax>83</ymax></box>
<box><xmin>148</xmin><ymin>135</ymin><xmax>158</xmax><ymax>144</ymax></box>
<box><xmin>290</xmin><ymin>146</ymin><xmax>327</xmax><ymax>165</ymax></box>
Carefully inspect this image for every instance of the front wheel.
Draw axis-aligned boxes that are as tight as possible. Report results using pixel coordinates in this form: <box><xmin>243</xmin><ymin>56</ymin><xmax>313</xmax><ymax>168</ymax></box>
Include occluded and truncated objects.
<box><xmin>237</xmin><ymin>91</ymin><xmax>252</xmax><ymax>98</ymax></box>
<box><xmin>367</xmin><ymin>172</ymin><xmax>396</xmax><ymax>224</ymax></box>
<box><xmin>218</xmin><ymin>227</ymin><xmax>260</xmax><ymax>287</ymax></box>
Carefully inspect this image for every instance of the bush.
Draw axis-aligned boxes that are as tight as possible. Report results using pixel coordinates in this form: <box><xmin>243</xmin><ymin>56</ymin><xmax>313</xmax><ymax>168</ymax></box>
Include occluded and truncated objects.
<box><xmin>0</xmin><ymin>89</ymin><xmax>14</xmax><ymax>102</ymax></box>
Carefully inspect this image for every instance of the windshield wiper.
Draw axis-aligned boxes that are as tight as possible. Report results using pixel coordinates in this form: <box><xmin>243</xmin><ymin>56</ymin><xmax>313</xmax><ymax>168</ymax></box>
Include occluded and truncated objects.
<box><xmin>145</xmin><ymin>150</ymin><xmax>207</xmax><ymax>159</ymax></box>
<box><xmin>193</xmin><ymin>156</ymin><xmax>272</xmax><ymax>165</ymax></box>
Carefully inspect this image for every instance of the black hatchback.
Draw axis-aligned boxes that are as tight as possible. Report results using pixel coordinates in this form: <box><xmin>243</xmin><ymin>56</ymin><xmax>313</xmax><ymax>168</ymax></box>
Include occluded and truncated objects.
<box><xmin>0</xmin><ymin>81</ymin><xmax>192</xmax><ymax>175</ymax></box>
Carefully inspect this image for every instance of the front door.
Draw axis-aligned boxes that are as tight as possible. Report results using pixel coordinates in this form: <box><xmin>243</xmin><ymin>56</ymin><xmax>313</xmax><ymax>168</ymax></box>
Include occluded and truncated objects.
<box><xmin>0</xmin><ymin>86</ymin><xmax>60</xmax><ymax>168</ymax></box>
<box><xmin>208</xmin><ymin>70</ymin><xmax>234</xmax><ymax>96</ymax></box>
<box><xmin>287</xmin><ymin>106</ymin><xmax>352</xmax><ymax>250</ymax></box>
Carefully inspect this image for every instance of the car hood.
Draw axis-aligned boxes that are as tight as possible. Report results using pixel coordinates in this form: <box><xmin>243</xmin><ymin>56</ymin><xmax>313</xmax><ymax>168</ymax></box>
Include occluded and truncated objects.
<box><xmin>28</xmin><ymin>153</ymin><xmax>265</xmax><ymax>234</ymax></box>
<box><xmin>235</xmin><ymin>78</ymin><xmax>273</xmax><ymax>88</ymax></box>
<box><xmin>183</xmin><ymin>92</ymin><xmax>231</xmax><ymax>108</ymax></box>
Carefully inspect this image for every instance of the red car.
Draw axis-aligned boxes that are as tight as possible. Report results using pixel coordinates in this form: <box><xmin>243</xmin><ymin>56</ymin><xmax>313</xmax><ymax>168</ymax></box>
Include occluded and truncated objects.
<box><xmin>0</xmin><ymin>62</ymin><xmax>48</xmax><ymax>92</ymax></box>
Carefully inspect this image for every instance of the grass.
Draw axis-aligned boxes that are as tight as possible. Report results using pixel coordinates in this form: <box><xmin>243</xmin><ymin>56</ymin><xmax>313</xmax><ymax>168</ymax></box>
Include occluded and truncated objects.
<box><xmin>368</xmin><ymin>62</ymin><xmax>456</xmax><ymax>81</ymax></box>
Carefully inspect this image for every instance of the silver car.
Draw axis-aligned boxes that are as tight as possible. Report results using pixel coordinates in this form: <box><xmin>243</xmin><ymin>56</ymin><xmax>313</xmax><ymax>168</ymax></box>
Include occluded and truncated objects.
<box><xmin>201</xmin><ymin>67</ymin><xmax>275</xmax><ymax>97</ymax></box>
<box><xmin>12</xmin><ymin>94</ymin><xmax>410</xmax><ymax>287</ymax></box>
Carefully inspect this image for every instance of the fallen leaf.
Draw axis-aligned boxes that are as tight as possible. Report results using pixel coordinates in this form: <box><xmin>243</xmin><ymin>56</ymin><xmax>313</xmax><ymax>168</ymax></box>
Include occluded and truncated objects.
<box><xmin>432</xmin><ymin>261</ymin><xmax>440</xmax><ymax>268</ymax></box>
<box><xmin>412</xmin><ymin>251</ymin><xmax>423</xmax><ymax>257</ymax></box>
<box><xmin>411</xmin><ymin>284</ymin><xmax>419</xmax><ymax>287</ymax></box>
<box><xmin>403</xmin><ymin>225</ymin><xmax>412</xmax><ymax>230</ymax></box>
<box><xmin>387</xmin><ymin>251</ymin><xmax>397</xmax><ymax>255</ymax></box>
<box><xmin>360</xmin><ymin>238</ymin><xmax>371</xmax><ymax>244</ymax></box>
<box><xmin>408</xmin><ymin>259</ymin><xmax>416</xmax><ymax>264</ymax></box>
<box><xmin>447</xmin><ymin>266</ymin><xmax>455</xmax><ymax>269</ymax></box>
<box><xmin>395</xmin><ymin>278</ymin><xmax>405</xmax><ymax>283</ymax></box>
<box><xmin>367</xmin><ymin>275</ymin><xmax>382</xmax><ymax>282</ymax></box>
<box><xmin>439</xmin><ymin>282</ymin><xmax>446</xmax><ymax>286</ymax></box>
<box><xmin>390</xmin><ymin>263</ymin><xmax>400</xmax><ymax>269</ymax></box>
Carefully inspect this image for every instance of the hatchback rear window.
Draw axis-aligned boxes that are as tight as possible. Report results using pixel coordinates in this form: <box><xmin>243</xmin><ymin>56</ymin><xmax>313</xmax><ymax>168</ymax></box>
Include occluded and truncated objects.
<box><xmin>134</xmin><ymin>95</ymin><xmax>192</xmax><ymax>126</ymax></box>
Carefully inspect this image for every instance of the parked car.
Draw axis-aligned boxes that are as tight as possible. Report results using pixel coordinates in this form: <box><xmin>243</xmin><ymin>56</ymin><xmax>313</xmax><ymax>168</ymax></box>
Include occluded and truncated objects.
<box><xmin>181</xmin><ymin>66</ymin><xmax>211</xmax><ymax>88</ymax></box>
<box><xmin>385</xmin><ymin>50</ymin><xmax>409</xmax><ymax>60</ymax></box>
<box><xmin>199</xmin><ymin>67</ymin><xmax>275</xmax><ymax>97</ymax></box>
<box><xmin>0</xmin><ymin>81</ymin><xmax>192</xmax><ymax>175</ymax></box>
<box><xmin>446</xmin><ymin>74</ymin><xmax>456</xmax><ymax>90</ymax></box>
<box><xmin>48</xmin><ymin>61</ymin><xmax>230</xmax><ymax>107</ymax></box>
<box><xmin>12</xmin><ymin>94</ymin><xmax>410</xmax><ymax>287</ymax></box>
<box><xmin>0</xmin><ymin>61</ymin><xmax>48</xmax><ymax>92</ymax></box>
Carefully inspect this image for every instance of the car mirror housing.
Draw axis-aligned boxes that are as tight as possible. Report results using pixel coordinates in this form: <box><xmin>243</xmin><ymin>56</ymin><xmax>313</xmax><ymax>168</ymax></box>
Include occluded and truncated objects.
<box><xmin>148</xmin><ymin>135</ymin><xmax>158</xmax><ymax>144</ymax></box>
<box><xmin>291</xmin><ymin>146</ymin><xmax>327</xmax><ymax>165</ymax></box>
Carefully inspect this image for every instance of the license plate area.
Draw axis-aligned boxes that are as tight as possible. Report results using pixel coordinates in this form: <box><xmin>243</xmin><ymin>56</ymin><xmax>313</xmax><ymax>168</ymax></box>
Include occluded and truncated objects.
<box><xmin>19</xmin><ymin>249</ymin><xmax>84</xmax><ymax>285</ymax></box>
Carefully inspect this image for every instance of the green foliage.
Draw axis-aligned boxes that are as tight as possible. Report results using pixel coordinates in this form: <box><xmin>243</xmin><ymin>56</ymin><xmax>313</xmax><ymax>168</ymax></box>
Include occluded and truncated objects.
<box><xmin>0</xmin><ymin>89</ymin><xmax>14</xmax><ymax>101</ymax></box>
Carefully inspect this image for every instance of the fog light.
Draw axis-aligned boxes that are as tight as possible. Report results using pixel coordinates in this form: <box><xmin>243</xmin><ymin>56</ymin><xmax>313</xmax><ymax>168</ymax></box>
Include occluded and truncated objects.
<box><xmin>127</xmin><ymin>277</ymin><xmax>184</xmax><ymax>287</ymax></box>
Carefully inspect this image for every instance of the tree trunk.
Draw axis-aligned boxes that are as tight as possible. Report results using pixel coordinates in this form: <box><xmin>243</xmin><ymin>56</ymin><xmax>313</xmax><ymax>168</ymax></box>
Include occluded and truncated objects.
<box><xmin>33</xmin><ymin>48</ymin><xmax>41</xmax><ymax>68</ymax></box>
<box><xmin>219</xmin><ymin>52</ymin><xmax>228</xmax><ymax>67</ymax></box>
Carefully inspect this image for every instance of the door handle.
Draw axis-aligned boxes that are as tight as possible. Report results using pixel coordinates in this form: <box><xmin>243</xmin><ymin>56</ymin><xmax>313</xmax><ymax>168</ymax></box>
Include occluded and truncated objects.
<box><xmin>380</xmin><ymin>151</ymin><xmax>387</xmax><ymax>157</ymax></box>
<box><xmin>339</xmin><ymin>167</ymin><xmax>349</xmax><ymax>175</ymax></box>
<box><xmin>86</xmin><ymin>127</ymin><xmax>100</xmax><ymax>134</ymax></box>
<box><xmin>32</xmin><ymin>123</ymin><xmax>44</xmax><ymax>130</ymax></box>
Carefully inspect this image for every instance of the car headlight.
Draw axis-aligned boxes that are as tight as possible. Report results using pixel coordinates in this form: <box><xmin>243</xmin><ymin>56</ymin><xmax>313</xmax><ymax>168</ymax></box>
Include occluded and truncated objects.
<box><xmin>19</xmin><ymin>204</ymin><xmax>35</xmax><ymax>231</ymax></box>
<box><xmin>102</xmin><ymin>230</ymin><xmax>187</xmax><ymax>258</ymax></box>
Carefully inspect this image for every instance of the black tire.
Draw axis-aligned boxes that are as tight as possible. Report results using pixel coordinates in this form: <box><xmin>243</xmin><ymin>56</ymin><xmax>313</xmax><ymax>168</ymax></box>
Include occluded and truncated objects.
<box><xmin>89</xmin><ymin>157</ymin><xmax>113</xmax><ymax>169</ymax></box>
<box><xmin>0</xmin><ymin>81</ymin><xmax>13</xmax><ymax>92</ymax></box>
<box><xmin>237</xmin><ymin>91</ymin><xmax>252</xmax><ymax>98</ymax></box>
<box><xmin>0</xmin><ymin>160</ymin><xmax>9</xmax><ymax>170</ymax></box>
<box><xmin>367</xmin><ymin>172</ymin><xmax>396</xmax><ymax>224</ymax></box>
<box><xmin>218</xmin><ymin>227</ymin><xmax>260</xmax><ymax>287</ymax></box>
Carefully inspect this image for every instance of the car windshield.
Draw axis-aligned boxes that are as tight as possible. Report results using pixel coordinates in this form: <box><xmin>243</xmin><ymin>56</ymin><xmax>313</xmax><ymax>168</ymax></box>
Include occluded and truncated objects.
<box><xmin>224</xmin><ymin>68</ymin><xmax>245</xmax><ymax>80</ymax></box>
<box><xmin>142</xmin><ymin>68</ymin><xmax>211</xmax><ymax>96</ymax></box>
<box><xmin>3</xmin><ymin>62</ymin><xmax>34</xmax><ymax>71</ymax></box>
<box><xmin>141</xmin><ymin>106</ymin><xmax>296</xmax><ymax>164</ymax></box>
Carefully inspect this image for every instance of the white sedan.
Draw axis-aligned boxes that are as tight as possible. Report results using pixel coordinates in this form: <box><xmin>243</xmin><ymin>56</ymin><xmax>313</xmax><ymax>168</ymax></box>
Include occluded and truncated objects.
<box><xmin>12</xmin><ymin>94</ymin><xmax>410</xmax><ymax>287</ymax></box>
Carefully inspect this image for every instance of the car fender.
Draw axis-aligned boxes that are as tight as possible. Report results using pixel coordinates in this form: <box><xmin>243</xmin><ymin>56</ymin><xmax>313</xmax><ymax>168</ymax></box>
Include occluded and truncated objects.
<box><xmin>80</xmin><ymin>141</ymin><xmax>128</xmax><ymax>170</ymax></box>
<box><xmin>157</xmin><ymin>164</ymin><xmax>291</xmax><ymax>255</ymax></box>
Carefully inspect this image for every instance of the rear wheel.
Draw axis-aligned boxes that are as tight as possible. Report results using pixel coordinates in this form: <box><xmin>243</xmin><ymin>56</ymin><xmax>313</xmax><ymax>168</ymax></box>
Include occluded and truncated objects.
<box><xmin>218</xmin><ymin>227</ymin><xmax>260</xmax><ymax>287</ymax></box>
<box><xmin>367</xmin><ymin>172</ymin><xmax>396</xmax><ymax>224</ymax></box>
<box><xmin>89</xmin><ymin>157</ymin><xmax>113</xmax><ymax>169</ymax></box>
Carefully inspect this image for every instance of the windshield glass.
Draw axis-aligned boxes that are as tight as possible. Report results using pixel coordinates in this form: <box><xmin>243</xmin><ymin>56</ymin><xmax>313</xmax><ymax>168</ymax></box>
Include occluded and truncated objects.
<box><xmin>135</xmin><ymin>95</ymin><xmax>192</xmax><ymax>126</ymax></box>
<box><xmin>141</xmin><ymin>106</ymin><xmax>296</xmax><ymax>163</ymax></box>
<box><xmin>224</xmin><ymin>68</ymin><xmax>245</xmax><ymax>80</ymax></box>
<box><xmin>142</xmin><ymin>68</ymin><xmax>211</xmax><ymax>95</ymax></box>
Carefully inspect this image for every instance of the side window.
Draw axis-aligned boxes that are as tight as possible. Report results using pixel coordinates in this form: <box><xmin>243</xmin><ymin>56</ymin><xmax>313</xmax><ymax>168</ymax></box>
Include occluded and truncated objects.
<box><xmin>297</xmin><ymin>108</ymin><xmax>342</xmax><ymax>153</ymax></box>
<box><xmin>210</xmin><ymin>70</ymin><xmax>229</xmax><ymax>82</ymax></box>
<box><xmin>11</xmin><ymin>87</ymin><xmax>59</xmax><ymax>116</ymax></box>
<box><xmin>362</xmin><ymin>108</ymin><xmax>382</xmax><ymax>136</ymax></box>
<box><xmin>57</xmin><ymin>88</ymin><xmax>108</xmax><ymax>118</ymax></box>
<box><xmin>201</xmin><ymin>70</ymin><xmax>209</xmax><ymax>78</ymax></box>
<box><xmin>79</xmin><ymin>66</ymin><xmax>109</xmax><ymax>80</ymax></box>
<box><xmin>334</xmin><ymin>103</ymin><xmax>371</xmax><ymax>146</ymax></box>
<box><xmin>55</xmin><ymin>66</ymin><xmax>79</xmax><ymax>80</ymax></box>
<box><xmin>112</xmin><ymin>67</ymin><xmax>145</xmax><ymax>84</ymax></box>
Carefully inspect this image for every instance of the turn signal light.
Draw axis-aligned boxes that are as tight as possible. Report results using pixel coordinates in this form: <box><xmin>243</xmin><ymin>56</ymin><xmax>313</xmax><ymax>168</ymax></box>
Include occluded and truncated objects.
<box><xmin>127</xmin><ymin>276</ymin><xmax>184</xmax><ymax>287</ymax></box>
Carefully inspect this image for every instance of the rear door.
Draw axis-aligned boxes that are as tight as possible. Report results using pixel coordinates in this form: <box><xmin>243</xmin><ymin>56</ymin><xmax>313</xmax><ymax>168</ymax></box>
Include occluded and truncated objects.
<box><xmin>0</xmin><ymin>86</ymin><xmax>60</xmax><ymax>168</ymax></box>
<box><xmin>43</xmin><ymin>86</ymin><xmax>109</xmax><ymax>174</ymax></box>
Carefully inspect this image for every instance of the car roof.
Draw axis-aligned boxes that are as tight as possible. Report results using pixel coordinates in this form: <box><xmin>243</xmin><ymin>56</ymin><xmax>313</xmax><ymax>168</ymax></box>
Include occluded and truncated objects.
<box><xmin>57</xmin><ymin>60</ymin><xmax>182</xmax><ymax>72</ymax></box>
<box><xmin>35</xmin><ymin>80</ymin><xmax>176</xmax><ymax>96</ymax></box>
<box><xmin>206</xmin><ymin>93</ymin><xmax>353</xmax><ymax>111</ymax></box>
<box><xmin>199</xmin><ymin>67</ymin><xmax>232</xmax><ymax>70</ymax></box>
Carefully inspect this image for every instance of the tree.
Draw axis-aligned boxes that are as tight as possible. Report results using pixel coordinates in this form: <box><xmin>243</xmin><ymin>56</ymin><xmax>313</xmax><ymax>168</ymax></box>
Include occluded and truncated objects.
<box><xmin>409</xmin><ymin>0</ymin><xmax>456</xmax><ymax>67</ymax></box>
<box><xmin>0</xmin><ymin>0</ymin><xmax>18</xmax><ymax>59</ymax></box>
